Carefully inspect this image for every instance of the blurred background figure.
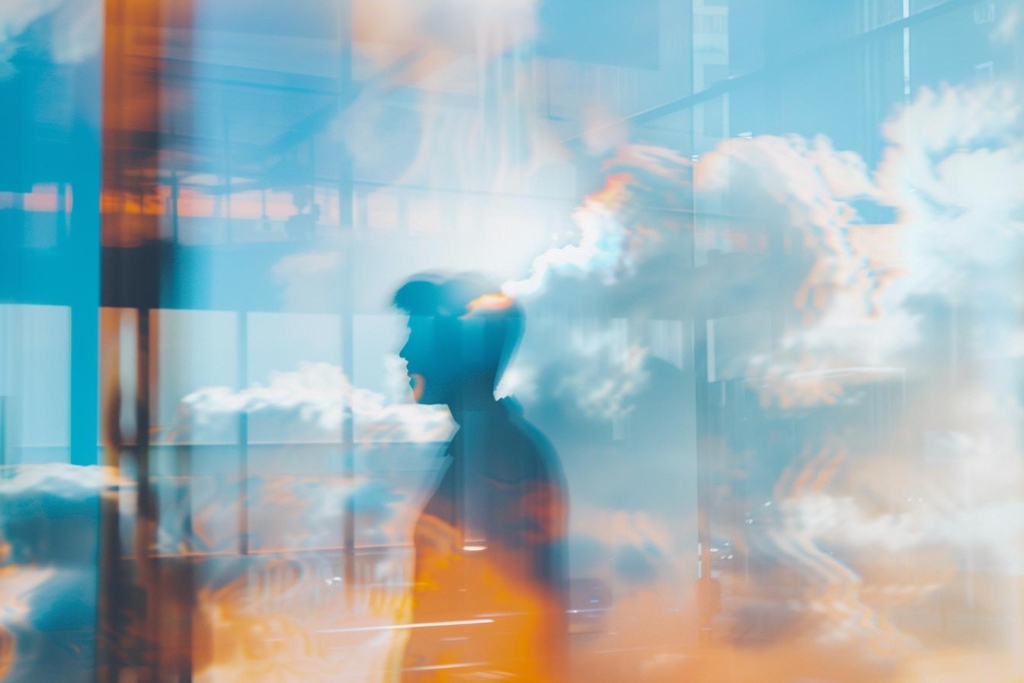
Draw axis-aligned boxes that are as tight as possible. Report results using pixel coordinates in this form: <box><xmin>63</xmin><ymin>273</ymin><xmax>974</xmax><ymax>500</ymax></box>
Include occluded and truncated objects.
<box><xmin>393</xmin><ymin>273</ymin><xmax>568</xmax><ymax>682</ymax></box>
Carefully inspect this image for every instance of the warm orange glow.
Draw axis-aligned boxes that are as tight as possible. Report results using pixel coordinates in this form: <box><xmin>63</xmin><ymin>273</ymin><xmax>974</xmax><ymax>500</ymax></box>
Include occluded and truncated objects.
<box><xmin>0</xmin><ymin>625</ymin><xmax>10</xmax><ymax>681</ymax></box>
<box><xmin>191</xmin><ymin>554</ymin><xmax>411</xmax><ymax>682</ymax></box>
<box><xmin>464</xmin><ymin>293</ymin><xmax>515</xmax><ymax>316</ymax></box>
<box><xmin>0</xmin><ymin>565</ymin><xmax>56</xmax><ymax>680</ymax></box>
<box><xmin>410</xmin><ymin>373</ymin><xmax>426</xmax><ymax>403</ymax></box>
<box><xmin>402</xmin><ymin>512</ymin><xmax>565</xmax><ymax>682</ymax></box>
<box><xmin>587</xmin><ymin>171</ymin><xmax>635</xmax><ymax>213</ymax></box>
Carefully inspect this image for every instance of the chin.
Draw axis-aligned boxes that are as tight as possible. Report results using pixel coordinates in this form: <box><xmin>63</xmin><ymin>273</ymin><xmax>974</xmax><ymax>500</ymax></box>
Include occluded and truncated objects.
<box><xmin>409</xmin><ymin>374</ymin><xmax>448</xmax><ymax>406</ymax></box>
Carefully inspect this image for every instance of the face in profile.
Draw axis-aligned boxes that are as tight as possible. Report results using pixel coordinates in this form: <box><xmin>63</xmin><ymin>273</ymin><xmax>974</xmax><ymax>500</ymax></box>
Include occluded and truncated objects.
<box><xmin>398</xmin><ymin>314</ymin><xmax>458</xmax><ymax>406</ymax></box>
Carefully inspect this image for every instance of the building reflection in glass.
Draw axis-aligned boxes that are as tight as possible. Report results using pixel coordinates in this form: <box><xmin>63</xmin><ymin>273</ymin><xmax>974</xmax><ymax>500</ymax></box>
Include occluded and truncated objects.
<box><xmin>1</xmin><ymin>0</ymin><xmax>1023</xmax><ymax>681</ymax></box>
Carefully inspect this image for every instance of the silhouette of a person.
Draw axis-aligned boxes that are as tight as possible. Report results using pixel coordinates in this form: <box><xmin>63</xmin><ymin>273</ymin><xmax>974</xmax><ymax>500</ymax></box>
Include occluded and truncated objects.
<box><xmin>393</xmin><ymin>273</ymin><xmax>568</xmax><ymax>682</ymax></box>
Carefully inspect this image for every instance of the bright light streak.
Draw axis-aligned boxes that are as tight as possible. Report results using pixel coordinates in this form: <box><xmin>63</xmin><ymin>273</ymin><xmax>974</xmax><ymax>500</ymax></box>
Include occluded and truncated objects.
<box><xmin>318</xmin><ymin>618</ymin><xmax>494</xmax><ymax>634</ymax></box>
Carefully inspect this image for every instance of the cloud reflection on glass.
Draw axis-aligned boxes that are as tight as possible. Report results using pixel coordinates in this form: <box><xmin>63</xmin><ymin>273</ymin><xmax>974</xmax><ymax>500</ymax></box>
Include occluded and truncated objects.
<box><xmin>2</xmin><ymin>0</ymin><xmax>1024</xmax><ymax>681</ymax></box>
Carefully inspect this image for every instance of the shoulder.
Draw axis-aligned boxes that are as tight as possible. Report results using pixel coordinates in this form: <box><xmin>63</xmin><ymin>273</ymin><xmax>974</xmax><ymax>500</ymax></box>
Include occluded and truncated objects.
<box><xmin>488</xmin><ymin>404</ymin><xmax>565</xmax><ymax>488</ymax></box>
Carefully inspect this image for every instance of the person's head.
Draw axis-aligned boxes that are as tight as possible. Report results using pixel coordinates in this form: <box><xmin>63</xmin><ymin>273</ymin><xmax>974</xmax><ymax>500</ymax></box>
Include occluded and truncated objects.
<box><xmin>393</xmin><ymin>273</ymin><xmax>524</xmax><ymax>408</ymax></box>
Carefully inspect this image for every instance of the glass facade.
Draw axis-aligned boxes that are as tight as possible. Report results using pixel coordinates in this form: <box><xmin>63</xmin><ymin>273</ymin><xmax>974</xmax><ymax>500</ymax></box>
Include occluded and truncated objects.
<box><xmin>2</xmin><ymin>0</ymin><xmax>1024</xmax><ymax>681</ymax></box>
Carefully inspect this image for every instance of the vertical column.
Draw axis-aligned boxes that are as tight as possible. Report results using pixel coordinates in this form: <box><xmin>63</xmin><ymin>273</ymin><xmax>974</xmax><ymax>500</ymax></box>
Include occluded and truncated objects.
<box><xmin>693</xmin><ymin>314</ymin><xmax>715</xmax><ymax>646</ymax></box>
<box><xmin>96</xmin><ymin>307</ymin><xmax>126</xmax><ymax>683</ymax></box>
<box><xmin>69</xmin><ymin>26</ymin><xmax>103</xmax><ymax>468</ymax></box>
<box><xmin>338</xmin><ymin>0</ymin><xmax>358</xmax><ymax>603</ymax></box>
<box><xmin>237</xmin><ymin>310</ymin><xmax>250</xmax><ymax>556</ymax></box>
<box><xmin>133</xmin><ymin>306</ymin><xmax>161</xmax><ymax>683</ymax></box>
<box><xmin>96</xmin><ymin>0</ymin><xmax>194</xmax><ymax>678</ymax></box>
<box><xmin>0</xmin><ymin>396</ymin><xmax>5</xmax><ymax>468</ymax></box>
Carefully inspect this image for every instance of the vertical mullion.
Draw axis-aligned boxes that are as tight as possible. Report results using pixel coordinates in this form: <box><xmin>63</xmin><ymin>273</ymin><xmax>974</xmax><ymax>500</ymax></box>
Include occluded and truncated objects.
<box><xmin>338</xmin><ymin>0</ymin><xmax>358</xmax><ymax>605</ymax></box>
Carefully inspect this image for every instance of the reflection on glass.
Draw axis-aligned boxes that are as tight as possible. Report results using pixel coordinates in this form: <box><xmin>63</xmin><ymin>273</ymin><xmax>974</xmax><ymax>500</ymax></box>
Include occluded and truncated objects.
<box><xmin>393</xmin><ymin>273</ymin><xmax>568</xmax><ymax>681</ymax></box>
<box><xmin>2</xmin><ymin>0</ymin><xmax>1024</xmax><ymax>681</ymax></box>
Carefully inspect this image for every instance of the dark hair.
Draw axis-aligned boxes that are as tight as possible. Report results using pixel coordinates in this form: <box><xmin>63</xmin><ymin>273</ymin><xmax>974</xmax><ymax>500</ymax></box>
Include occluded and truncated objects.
<box><xmin>392</xmin><ymin>272</ymin><xmax>524</xmax><ymax>381</ymax></box>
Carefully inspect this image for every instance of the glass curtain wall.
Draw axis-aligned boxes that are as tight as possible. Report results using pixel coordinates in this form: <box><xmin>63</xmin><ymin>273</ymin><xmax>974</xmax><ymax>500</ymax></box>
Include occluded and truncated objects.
<box><xmin>1</xmin><ymin>0</ymin><xmax>1023</xmax><ymax>681</ymax></box>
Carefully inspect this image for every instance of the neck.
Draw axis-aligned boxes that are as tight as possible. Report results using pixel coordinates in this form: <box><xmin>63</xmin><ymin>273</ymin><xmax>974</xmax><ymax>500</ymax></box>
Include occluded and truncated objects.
<box><xmin>446</xmin><ymin>380</ymin><xmax>501</xmax><ymax>424</ymax></box>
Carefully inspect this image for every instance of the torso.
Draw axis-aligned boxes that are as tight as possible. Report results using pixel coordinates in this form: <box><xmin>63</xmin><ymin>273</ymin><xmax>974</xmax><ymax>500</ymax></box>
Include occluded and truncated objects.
<box><xmin>402</xmin><ymin>401</ymin><xmax>568</xmax><ymax>681</ymax></box>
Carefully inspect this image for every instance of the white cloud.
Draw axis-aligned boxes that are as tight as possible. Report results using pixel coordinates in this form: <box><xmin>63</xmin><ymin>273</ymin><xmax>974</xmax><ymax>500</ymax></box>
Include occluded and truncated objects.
<box><xmin>511</xmin><ymin>82</ymin><xmax>1024</xmax><ymax>410</ymax></box>
<box><xmin>174</xmin><ymin>361</ymin><xmax>453</xmax><ymax>444</ymax></box>
<box><xmin>504</xmin><ymin>145</ymin><xmax>691</xmax><ymax>299</ymax></box>
<box><xmin>556</xmin><ymin>330</ymin><xmax>649</xmax><ymax>421</ymax></box>
<box><xmin>504</xmin><ymin>197</ymin><xmax>631</xmax><ymax>298</ymax></box>
<box><xmin>688</xmin><ymin>83</ymin><xmax>1024</xmax><ymax>404</ymax></box>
